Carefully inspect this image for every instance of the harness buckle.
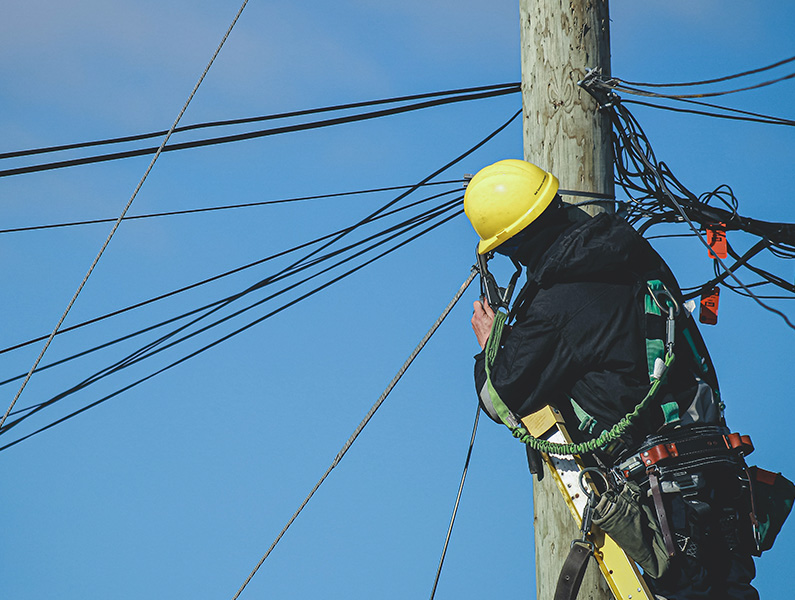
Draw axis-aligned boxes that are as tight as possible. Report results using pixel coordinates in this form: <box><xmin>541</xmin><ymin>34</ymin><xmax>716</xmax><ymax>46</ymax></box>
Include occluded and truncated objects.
<box><xmin>646</xmin><ymin>281</ymin><xmax>680</xmax><ymax>317</ymax></box>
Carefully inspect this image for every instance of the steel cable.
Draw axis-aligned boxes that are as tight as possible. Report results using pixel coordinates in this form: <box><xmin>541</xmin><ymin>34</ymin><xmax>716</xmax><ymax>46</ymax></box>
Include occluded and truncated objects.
<box><xmin>229</xmin><ymin>270</ymin><xmax>476</xmax><ymax>600</ymax></box>
<box><xmin>0</xmin><ymin>0</ymin><xmax>251</xmax><ymax>430</ymax></box>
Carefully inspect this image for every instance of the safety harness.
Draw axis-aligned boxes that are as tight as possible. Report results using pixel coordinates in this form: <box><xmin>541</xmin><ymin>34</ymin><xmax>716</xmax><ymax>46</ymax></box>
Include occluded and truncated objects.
<box><xmin>475</xmin><ymin>253</ymin><xmax>758</xmax><ymax>599</ymax></box>
<box><xmin>482</xmin><ymin>278</ymin><xmax>679</xmax><ymax>457</ymax></box>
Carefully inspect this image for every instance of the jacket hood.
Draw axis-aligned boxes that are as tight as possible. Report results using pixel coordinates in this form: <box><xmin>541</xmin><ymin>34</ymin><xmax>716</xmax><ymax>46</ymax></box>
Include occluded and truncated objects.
<box><xmin>527</xmin><ymin>212</ymin><xmax>652</xmax><ymax>286</ymax></box>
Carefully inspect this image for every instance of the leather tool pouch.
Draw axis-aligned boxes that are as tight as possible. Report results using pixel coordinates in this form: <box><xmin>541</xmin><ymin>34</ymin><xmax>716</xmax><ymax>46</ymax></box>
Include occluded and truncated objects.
<box><xmin>592</xmin><ymin>480</ymin><xmax>671</xmax><ymax>579</ymax></box>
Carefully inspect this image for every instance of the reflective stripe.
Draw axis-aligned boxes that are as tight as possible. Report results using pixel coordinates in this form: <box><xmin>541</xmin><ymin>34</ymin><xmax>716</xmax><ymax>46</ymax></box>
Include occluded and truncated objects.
<box><xmin>478</xmin><ymin>380</ymin><xmax>501</xmax><ymax>422</ymax></box>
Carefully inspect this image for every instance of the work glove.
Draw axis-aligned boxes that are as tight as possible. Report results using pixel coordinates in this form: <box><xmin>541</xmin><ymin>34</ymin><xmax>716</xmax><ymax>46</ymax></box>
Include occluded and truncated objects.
<box><xmin>526</xmin><ymin>444</ymin><xmax>544</xmax><ymax>481</ymax></box>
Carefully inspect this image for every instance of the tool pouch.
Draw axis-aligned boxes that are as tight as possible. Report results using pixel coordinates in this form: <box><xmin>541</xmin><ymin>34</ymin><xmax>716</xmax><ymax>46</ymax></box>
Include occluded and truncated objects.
<box><xmin>748</xmin><ymin>466</ymin><xmax>795</xmax><ymax>554</ymax></box>
<box><xmin>592</xmin><ymin>480</ymin><xmax>671</xmax><ymax>579</ymax></box>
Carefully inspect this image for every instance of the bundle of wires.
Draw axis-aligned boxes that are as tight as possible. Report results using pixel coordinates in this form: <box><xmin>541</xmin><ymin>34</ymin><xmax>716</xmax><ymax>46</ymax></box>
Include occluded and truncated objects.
<box><xmin>0</xmin><ymin>109</ymin><xmax>521</xmax><ymax>451</ymax></box>
<box><xmin>579</xmin><ymin>70</ymin><xmax>795</xmax><ymax>326</ymax></box>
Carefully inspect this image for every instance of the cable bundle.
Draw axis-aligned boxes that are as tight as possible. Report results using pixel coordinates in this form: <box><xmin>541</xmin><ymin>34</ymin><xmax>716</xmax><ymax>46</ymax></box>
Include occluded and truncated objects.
<box><xmin>580</xmin><ymin>71</ymin><xmax>795</xmax><ymax>327</ymax></box>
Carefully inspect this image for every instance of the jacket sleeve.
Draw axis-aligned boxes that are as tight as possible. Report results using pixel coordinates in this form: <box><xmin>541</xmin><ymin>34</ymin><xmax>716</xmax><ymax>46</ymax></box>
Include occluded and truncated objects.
<box><xmin>473</xmin><ymin>312</ymin><xmax>570</xmax><ymax>421</ymax></box>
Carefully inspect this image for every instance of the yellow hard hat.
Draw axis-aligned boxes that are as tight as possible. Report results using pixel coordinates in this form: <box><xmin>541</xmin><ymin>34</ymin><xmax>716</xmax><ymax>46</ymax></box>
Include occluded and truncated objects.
<box><xmin>464</xmin><ymin>159</ymin><xmax>559</xmax><ymax>254</ymax></box>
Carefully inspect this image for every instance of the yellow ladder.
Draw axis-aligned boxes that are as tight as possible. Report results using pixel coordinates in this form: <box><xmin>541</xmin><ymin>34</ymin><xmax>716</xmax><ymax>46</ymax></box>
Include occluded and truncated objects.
<box><xmin>521</xmin><ymin>406</ymin><xmax>655</xmax><ymax>600</ymax></box>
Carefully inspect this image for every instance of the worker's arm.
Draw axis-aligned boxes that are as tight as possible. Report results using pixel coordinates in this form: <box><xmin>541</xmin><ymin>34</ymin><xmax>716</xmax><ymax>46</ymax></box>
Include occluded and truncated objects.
<box><xmin>473</xmin><ymin>306</ymin><xmax>566</xmax><ymax>420</ymax></box>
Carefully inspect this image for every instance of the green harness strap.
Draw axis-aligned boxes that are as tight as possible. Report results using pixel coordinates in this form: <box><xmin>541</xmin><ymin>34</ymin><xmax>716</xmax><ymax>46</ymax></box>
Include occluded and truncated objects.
<box><xmin>483</xmin><ymin>283</ymin><xmax>676</xmax><ymax>456</ymax></box>
<box><xmin>646</xmin><ymin>280</ymin><xmax>680</xmax><ymax>426</ymax></box>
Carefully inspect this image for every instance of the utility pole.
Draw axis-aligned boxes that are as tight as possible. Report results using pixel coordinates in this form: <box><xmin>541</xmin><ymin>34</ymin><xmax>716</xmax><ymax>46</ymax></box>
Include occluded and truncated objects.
<box><xmin>519</xmin><ymin>1</ymin><xmax>614</xmax><ymax>599</ymax></box>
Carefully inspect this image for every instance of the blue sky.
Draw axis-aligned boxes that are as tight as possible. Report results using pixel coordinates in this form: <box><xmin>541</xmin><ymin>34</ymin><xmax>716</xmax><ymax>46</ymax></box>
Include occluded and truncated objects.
<box><xmin>2</xmin><ymin>1</ymin><xmax>793</xmax><ymax>598</ymax></box>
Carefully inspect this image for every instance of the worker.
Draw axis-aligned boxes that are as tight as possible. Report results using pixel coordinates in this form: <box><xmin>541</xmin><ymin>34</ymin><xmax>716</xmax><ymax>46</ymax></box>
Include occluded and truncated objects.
<box><xmin>465</xmin><ymin>159</ymin><xmax>759</xmax><ymax>599</ymax></box>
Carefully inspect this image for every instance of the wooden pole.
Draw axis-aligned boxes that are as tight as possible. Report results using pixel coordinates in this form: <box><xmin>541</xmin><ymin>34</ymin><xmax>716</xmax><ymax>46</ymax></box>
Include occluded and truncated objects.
<box><xmin>519</xmin><ymin>1</ymin><xmax>614</xmax><ymax>598</ymax></box>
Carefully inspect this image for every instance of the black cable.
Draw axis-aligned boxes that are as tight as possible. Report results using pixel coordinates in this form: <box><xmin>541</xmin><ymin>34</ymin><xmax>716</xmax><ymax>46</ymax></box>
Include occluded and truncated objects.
<box><xmin>0</xmin><ymin>83</ymin><xmax>519</xmax><ymax>161</ymax></box>
<box><xmin>1</xmin><ymin>197</ymin><xmax>463</xmax><ymax>428</ymax></box>
<box><xmin>614</xmin><ymin>55</ymin><xmax>795</xmax><ymax>88</ymax></box>
<box><xmin>726</xmin><ymin>242</ymin><xmax>795</xmax><ymax>294</ymax></box>
<box><xmin>0</xmin><ymin>196</ymin><xmax>462</xmax><ymax>418</ymax></box>
<box><xmin>49</xmin><ymin>107</ymin><xmax>521</xmax><ymax>399</ymax></box>
<box><xmin>681</xmin><ymin>239</ymin><xmax>769</xmax><ymax>301</ymax></box>
<box><xmin>0</xmin><ymin>210</ymin><xmax>463</xmax><ymax>451</ymax></box>
<box><xmin>1</xmin><ymin>110</ymin><xmax>519</xmax><ymax>439</ymax></box>
<box><xmin>0</xmin><ymin>88</ymin><xmax>519</xmax><ymax>178</ymax></box>
<box><xmin>3</xmin><ymin>110</ymin><xmax>514</xmax><ymax>375</ymax></box>
<box><xmin>0</xmin><ymin>188</ymin><xmax>462</xmax><ymax>360</ymax></box>
<box><xmin>608</xmin><ymin>70</ymin><xmax>795</xmax><ymax>100</ymax></box>
<box><xmin>623</xmin><ymin>98</ymin><xmax>795</xmax><ymax>127</ymax></box>
<box><xmin>0</xmin><ymin>181</ymin><xmax>461</xmax><ymax>235</ymax></box>
<box><xmin>428</xmin><ymin>405</ymin><xmax>480</xmax><ymax>600</ymax></box>
<box><xmin>0</xmin><ymin>203</ymin><xmax>462</xmax><ymax>434</ymax></box>
<box><xmin>580</xmin><ymin>75</ymin><xmax>795</xmax><ymax>329</ymax></box>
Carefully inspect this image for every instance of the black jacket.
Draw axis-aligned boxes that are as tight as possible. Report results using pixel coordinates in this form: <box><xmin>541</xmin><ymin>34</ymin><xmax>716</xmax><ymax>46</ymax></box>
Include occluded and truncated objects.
<box><xmin>474</xmin><ymin>212</ymin><xmax>722</xmax><ymax>451</ymax></box>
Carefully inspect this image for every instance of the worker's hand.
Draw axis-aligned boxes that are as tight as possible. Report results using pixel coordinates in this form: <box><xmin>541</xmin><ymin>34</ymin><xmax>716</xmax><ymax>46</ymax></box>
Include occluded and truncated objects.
<box><xmin>471</xmin><ymin>298</ymin><xmax>495</xmax><ymax>349</ymax></box>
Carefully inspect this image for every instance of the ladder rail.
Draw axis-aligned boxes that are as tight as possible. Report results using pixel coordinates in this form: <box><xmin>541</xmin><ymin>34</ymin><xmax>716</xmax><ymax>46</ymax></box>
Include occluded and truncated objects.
<box><xmin>522</xmin><ymin>406</ymin><xmax>655</xmax><ymax>600</ymax></box>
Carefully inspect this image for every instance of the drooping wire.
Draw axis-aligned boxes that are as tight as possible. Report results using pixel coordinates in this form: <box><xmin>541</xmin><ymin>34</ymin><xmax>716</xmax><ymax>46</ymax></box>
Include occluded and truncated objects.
<box><xmin>0</xmin><ymin>196</ymin><xmax>463</xmax><ymax>409</ymax></box>
<box><xmin>0</xmin><ymin>181</ymin><xmax>461</xmax><ymax>235</ymax></box>
<box><xmin>0</xmin><ymin>198</ymin><xmax>464</xmax><ymax>435</ymax></box>
<box><xmin>0</xmin><ymin>87</ymin><xmax>519</xmax><ymax>179</ymax></box>
<box><xmin>1</xmin><ymin>204</ymin><xmax>460</xmax><ymax>431</ymax></box>
<box><xmin>0</xmin><ymin>110</ymin><xmax>519</xmax><ymax>441</ymax></box>
<box><xmin>0</xmin><ymin>110</ymin><xmax>522</xmax><ymax>450</ymax></box>
<box><xmin>613</xmin><ymin>55</ymin><xmax>795</xmax><ymax>88</ymax></box>
<box><xmin>622</xmin><ymin>98</ymin><xmax>795</xmax><ymax>128</ymax></box>
<box><xmin>606</xmin><ymin>70</ymin><xmax>795</xmax><ymax>100</ymax></box>
<box><xmin>0</xmin><ymin>214</ymin><xmax>469</xmax><ymax>452</ymax></box>
<box><xmin>0</xmin><ymin>0</ymin><xmax>251</xmax><ymax>431</ymax></box>
<box><xmin>0</xmin><ymin>83</ymin><xmax>518</xmax><ymax>161</ymax></box>
<box><xmin>229</xmin><ymin>270</ymin><xmax>476</xmax><ymax>600</ymax></box>
<box><xmin>0</xmin><ymin>188</ymin><xmax>463</xmax><ymax>360</ymax></box>
<box><xmin>428</xmin><ymin>404</ymin><xmax>480</xmax><ymax>600</ymax></box>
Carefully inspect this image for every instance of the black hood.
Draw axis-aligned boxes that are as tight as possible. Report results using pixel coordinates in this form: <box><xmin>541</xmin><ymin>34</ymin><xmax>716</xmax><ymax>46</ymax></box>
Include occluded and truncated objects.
<box><xmin>522</xmin><ymin>212</ymin><xmax>655</xmax><ymax>287</ymax></box>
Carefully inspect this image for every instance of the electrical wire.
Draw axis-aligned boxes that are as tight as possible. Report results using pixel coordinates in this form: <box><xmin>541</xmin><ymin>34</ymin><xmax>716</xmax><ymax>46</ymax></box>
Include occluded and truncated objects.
<box><xmin>0</xmin><ymin>0</ymin><xmax>251</xmax><ymax>431</ymax></box>
<box><xmin>67</xmin><ymin>107</ymin><xmax>520</xmax><ymax>412</ymax></box>
<box><xmin>229</xmin><ymin>270</ymin><xmax>477</xmax><ymax>600</ymax></box>
<box><xmin>0</xmin><ymin>189</ymin><xmax>462</xmax><ymax>360</ymax></box>
<box><xmin>428</xmin><ymin>404</ymin><xmax>480</xmax><ymax>600</ymax></box>
<box><xmin>0</xmin><ymin>87</ymin><xmax>519</xmax><ymax>179</ymax></box>
<box><xmin>0</xmin><ymin>212</ymin><xmax>468</xmax><ymax>452</ymax></box>
<box><xmin>0</xmin><ymin>199</ymin><xmax>463</xmax><ymax>433</ymax></box>
<box><xmin>622</xmin><ymin>98</ymin><xmax>795</xmax><ymax>128</ymax></box>
<box><xmin>0</xmin><ymin>83</ymin><xmax>518</xmax><ymax>161</ymax></box>
<box><xmin>0</xmin><ymin>198</ymin><xmax>463</xmax><ymax>413</ymax></box>
<box><xmin>2</xmin><ymin>108</ymin><xmax>519</xmax><ymax>438</ymax></box>
<box><xmin>1</xmin><ymin>108</ymin><xmax>518</xmax><ymax>446</ymax></box>
<box><xmin>579</xmin><ymin>72</ymin><xmax>795</xmax><ymax>329</ymax></box>
<box><xmin>0</xmin><ymin>181</ymin><xmax>461</xmax><ymax>235</ymax></box>
<box><xmin>614</xmin><ymin>55</ymin><xmax>795</xmax><ymax>88</ymax></box>
<box><xmin>606</xmin><ymin>70</ymin><xmax>795</xmax><ymax>100</ymax></box>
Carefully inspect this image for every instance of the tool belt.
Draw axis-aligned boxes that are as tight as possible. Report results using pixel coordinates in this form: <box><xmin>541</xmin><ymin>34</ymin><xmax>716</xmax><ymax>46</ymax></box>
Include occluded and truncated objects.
<box><xmin>604</xmin><ymin>425</ymin><xmax>753</xmax><ymax>572</ymax></box>
<box><xmin>616</xmin><ymin>424</ymin><xmax>752</xmax><ymax>484</ymax></box>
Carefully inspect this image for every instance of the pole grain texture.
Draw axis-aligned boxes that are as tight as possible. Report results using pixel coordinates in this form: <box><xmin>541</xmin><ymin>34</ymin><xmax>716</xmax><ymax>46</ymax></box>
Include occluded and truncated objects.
<box><xmin>520</xmin><ymin>0</ymin><xmax>614</xmax><ymax>598</ymax></box>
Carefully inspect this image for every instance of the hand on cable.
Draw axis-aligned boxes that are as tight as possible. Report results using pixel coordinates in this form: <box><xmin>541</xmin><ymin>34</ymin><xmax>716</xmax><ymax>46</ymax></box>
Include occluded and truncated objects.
<box><xmin>471</xmin><ymin>299</ymin><xmax>495</xmax><ymax>349</ymax></box>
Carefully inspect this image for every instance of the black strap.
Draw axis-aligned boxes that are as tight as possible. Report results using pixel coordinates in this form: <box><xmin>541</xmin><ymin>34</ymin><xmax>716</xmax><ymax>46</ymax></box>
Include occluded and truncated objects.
<box><xmin>648</xmin><ymin>467</ymin><xmax>677</xmax><ymax>558</ymax></box>
<box><xmin>554</xmin><ymin>541</ymin><xmax>593</xmax><ymax>600</ymax></box>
